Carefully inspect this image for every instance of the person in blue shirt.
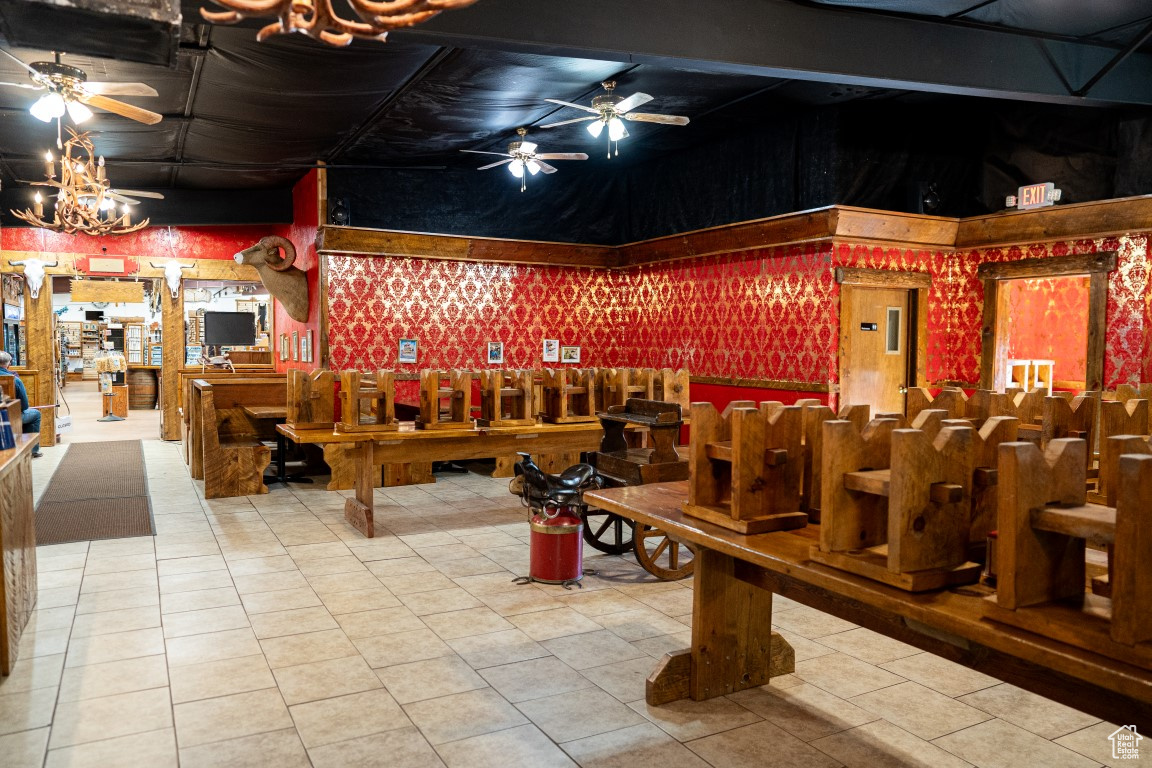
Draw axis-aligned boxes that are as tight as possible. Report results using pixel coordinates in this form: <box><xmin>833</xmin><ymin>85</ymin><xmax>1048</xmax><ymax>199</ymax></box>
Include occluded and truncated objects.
<box><xmin>0</xmin><ymin>351</ymin><xmax>42</xmax><ymax>457</ymax></box>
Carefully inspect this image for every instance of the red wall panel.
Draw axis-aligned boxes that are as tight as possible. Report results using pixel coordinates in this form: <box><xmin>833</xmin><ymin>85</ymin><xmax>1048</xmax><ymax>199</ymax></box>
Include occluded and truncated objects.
<box><xmin>1</xmin><ymin>223</ymin><xmax>282</xmax><ymax>259</ymax></box>
<box><xmin>274</xmin><ymin>171</ymin><xmax>322</xmax><ymax>373</ymax></box>
<box><xmin>999</xmin><ymin>276</ymin><xmax>1089</xmax><ymax>384</ymax></box>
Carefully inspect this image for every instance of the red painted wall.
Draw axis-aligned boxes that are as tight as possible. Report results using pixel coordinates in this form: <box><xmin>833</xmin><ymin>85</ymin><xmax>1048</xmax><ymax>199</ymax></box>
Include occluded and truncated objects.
<box><xmin>1</xmin><ymin>223</ymin><xmax>278</xmax><ymax>258</ymax></box>
<box><xmin>999</xmin><ymin>276</ymin><xmax>1089</xmax><ymax>385</ymax></box>
<box><xmin>274</xmin><ymin>171</ymin><xmax>322</xmax><ymax>373</ymax></box>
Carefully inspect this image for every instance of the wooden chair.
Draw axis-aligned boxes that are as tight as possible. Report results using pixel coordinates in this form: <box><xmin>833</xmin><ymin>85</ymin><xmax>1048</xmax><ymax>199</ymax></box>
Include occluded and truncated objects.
<box><xmin>339</xmin><ymin>371</ymin><xmax>398</xmax><ymax>433</ymax></box>
<box><xmin>478</xmin><ymin>370</ymin><xmax>535</xmax><ymax>427</ymax></box>
<box><xmin>200</xmin><ymin>385</ymin><xmax>271</xmax><ymax>499</ymax></box>
<box><xmin>542</xmin><ymin>368</ymin><xmax>598</xmax><ymax>423</ymax></box>
<box><xmin>603</xmin><ymin>368</ymin><xmax>654</xmax><ymax>409</ymax></box>
<box><xmin>287</xmin><ymin>369</ymin><xmax>335</xmax><ymax>429</ymax></box>
<box><xmin>682</xmin><ymin>401</ymin><xmax>807</xmax><ymax>534</ymax></box>
<box><xmin>989</xmin><ymin>439</ymin><xmax>1152</xmax><ymax>669</ymax></box>
<box><xmin>798</xmin><ymin>401</ymin><xmax>868</xmax><ymax>522</ymax></box>
<box><xmin>653</xmin><ymin>369</ymin><xmax>690</xmax><ymax>413</ymax></box>
<box><xmin>416</xmin><ymin>370</ymin><xmax>472</xmax><ymax>430</ymax></box>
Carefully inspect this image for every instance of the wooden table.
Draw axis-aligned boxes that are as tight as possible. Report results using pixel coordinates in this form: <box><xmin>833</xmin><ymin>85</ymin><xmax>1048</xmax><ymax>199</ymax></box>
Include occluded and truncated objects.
<box><xmin>243</xmin><ymin>405</ymin><xmax>299</xmax><ymax>486</ymax></box>
<box><xmin>584</xmin><ymin>481</ymin><xmax>1152</xmax><ymax>724</ymax></box>
<box><xmin>279</xmin><ymin>421</ymin><xmax>607</xmax><ymax>538</ymax></box>
<box><xmin>0</xmin><ymin>434</ymin><xmax>37</xmax><ymax>676</ymax></box>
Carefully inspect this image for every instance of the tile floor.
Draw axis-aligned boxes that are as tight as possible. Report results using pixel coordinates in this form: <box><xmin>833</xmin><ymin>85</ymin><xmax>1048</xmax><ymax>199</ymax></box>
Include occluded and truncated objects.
<box><xmin>0</xmin><ymin>439</ymin><xmax>1133</xmax><ymax>767</ymax></box>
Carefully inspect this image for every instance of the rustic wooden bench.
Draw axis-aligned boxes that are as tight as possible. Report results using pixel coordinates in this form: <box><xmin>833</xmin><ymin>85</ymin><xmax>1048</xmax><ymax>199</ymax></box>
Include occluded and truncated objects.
<box><xmin>190</xmin><ymin>378</ymin><xmax>285</xmax><ymax>497</ymax></box>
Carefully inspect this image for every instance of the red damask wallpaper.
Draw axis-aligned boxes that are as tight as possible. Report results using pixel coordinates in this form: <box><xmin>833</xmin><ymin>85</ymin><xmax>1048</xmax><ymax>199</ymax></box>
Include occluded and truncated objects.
<box><xmin>274</xmin><ymin>171</ymin><xmax>321</xmax><ymax>373</ymax></box>
<box><xmin>999</xmin><ymin>276</ymin><xmax>1090</xmax><ymax>385</ymax></box>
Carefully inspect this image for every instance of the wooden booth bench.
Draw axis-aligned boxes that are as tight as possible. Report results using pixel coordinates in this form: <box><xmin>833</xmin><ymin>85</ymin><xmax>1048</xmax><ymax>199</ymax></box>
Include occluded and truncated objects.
<box><xmin>190</xmin><ymin>377</ymin><xmax>287</xmax><ymax>498</ymax></box>
<box><xmin>180</xmin><ymin>370</ymin><xmax>284</xmax><ymax>466</ymax></box>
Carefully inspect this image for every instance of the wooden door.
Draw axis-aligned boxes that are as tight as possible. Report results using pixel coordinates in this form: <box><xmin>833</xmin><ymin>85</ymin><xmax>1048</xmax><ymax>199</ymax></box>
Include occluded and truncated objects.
<box><xmin>840</xmin><ymin>286</ymin><xmax>910</xmax><ymax>415</ymax></box>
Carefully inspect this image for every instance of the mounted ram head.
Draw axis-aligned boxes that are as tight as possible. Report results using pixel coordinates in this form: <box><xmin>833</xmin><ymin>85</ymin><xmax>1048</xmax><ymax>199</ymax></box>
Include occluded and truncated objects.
<box><xmin>234</xmin><ymin>236</ymin><xmax>309</xmax><ymax>322</ymax></box>
<box><xmin>149</xmin><ymin>260</ymin><xmax>194</xmax><ymax>298</ymax></box>
<box><xmin>9</xmin><ymin>258</ymin><xmax>59</xmax><ymax>299</ymax></box>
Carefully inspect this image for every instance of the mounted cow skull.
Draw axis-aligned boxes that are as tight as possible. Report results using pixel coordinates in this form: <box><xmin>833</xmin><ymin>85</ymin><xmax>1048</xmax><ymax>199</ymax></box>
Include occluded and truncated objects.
<box><xmin>8</xmin><ymin>258</ymin><xmax>59</xmax><ymax>299</ymax></box>
<box><xmin>149</xmin><ymin>260</ymin><xmax>194</xmax><ymax>298</ymax></box>
<box><xmin>234</xmin><ymin>236</ymin><xmax>309</xmax><ymax>322</ymax></box>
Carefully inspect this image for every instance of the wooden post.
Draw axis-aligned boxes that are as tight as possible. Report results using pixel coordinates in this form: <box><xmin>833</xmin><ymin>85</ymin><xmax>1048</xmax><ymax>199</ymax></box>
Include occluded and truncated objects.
<box><xmin>160</xmin><ymin>281</ymin><xmax>184</xmax><ymax>441</ymax></box>
<box><xmin>22</xmin><ymin>276</ymin><xmax>55</xmax><ymax>447</ymax></box>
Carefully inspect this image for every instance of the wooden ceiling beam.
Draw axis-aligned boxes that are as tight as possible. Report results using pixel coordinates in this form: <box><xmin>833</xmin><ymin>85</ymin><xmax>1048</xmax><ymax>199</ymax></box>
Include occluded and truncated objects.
<box><xmin>955</xmin><ymin>195</ymin><xmax>1152</xmax><ymax>249</ymax></box>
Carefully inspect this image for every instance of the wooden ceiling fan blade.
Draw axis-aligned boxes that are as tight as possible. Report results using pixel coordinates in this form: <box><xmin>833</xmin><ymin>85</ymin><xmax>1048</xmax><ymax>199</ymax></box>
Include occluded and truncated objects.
<box><xmin>477</xmin><ymin>158</ymin><xmax>514</xmax><ymax>170</ymax></box>
<box><xmin>625</xmin><ymin>113</ymin><xmax>690</xmax><ymax>126</ymax></box>
<box><xmin>108</xmin><ymin>192</ymin><xmax>141</xmax><ymax>205</ymax></box>
<box><xmin>538</xmin><ymin>116</ymin><xmax>597</xmax><ymax>129</ymax></box>
<box><xmin>534</xmin><ymin>153</ymin><xmax>588</xmax><ymax>161</ymax></box>
<box><xmin>78</xmin><ymin>93</ymin><xmax>162</xmax><ymax>125</ymax></box>
<box><xmin>461</xmin><ymin>149</ymin><xmax>511</xmax><ymax>157</ymax></box>
<box><xmin>0</xmin><ymin>81</ymin><xmax>42</xmax><ymax>90</ymax></box>
<box><xmin>110</xmin><ymin>188</ymin><xmax>165</xmax><ymax>199</ymax></box>
<box><xmin>614</xmin><ymin>92</ymin><xmax>653</xmax><ymax>114</ymax></box>
<box><xmin>544</xmin><ymin>98</ymin><xmax>599</xmax><ymax>115</ymax></box>
<box><xmin>535</xmin><ymin>161</ymin><xmax>558</xmax><ymax>174</ymax></box>
<box><xmin>82</xmin><ymin>82</ymin><xmax>159</xmax><ymax>97</ymax></box>
<box><xmin>0</xmin><ymin>48</ymin><xmax>39</xmax><ymax>77</ymax></box>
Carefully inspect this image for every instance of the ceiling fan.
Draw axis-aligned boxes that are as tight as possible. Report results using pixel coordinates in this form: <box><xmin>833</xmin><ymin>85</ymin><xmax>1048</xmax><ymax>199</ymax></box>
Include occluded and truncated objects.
<box><xmin>461</xmin><ymin>127</ymin><xmax>588</xmax><ymax>191</ymax></box>
<box><xmin>540</xmin><ymin>81</ymin><xmax>690</xmax><ymax>157</ymax></box>
<box><xmin>0</xmin><ymin>49</ymin><xmax>162</xmax><ymax>127</ymax></box>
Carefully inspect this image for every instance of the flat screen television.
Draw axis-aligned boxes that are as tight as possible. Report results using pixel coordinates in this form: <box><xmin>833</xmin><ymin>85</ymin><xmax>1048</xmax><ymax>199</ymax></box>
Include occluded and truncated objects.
<box><xmin>203</xmin><ymin>311</ymin><xmax>256</xmax><ymax>346</ymax></box>
<box><xmin>85</xmin><ymin>310</ymin><xmax>104</xmax><ymax>321</ymax></box>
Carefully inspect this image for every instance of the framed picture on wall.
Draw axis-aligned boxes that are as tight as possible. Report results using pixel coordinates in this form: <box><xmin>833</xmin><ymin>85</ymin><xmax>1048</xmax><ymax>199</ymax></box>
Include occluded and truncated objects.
<box><xmin>399</xmin><ymin>338</ymin><xmax>418</xmax><ymax>364</ymax></box>
<box><xmin>560</xmin><ymin>345</ymin><xmax>581</xmax><ymax>364</ymax></box>
<box><xmin>291</xmin><ymin>331</ymin><xmax>299</xmax><ymax>361</ymax></box>
<box><xmin>487</xmin><ymin>341</ymin><xmax>504</xmax><ymax>365</ymax></box>
<box><xmin>279</xmin><ymin>334</ymin><xmax>289</xmax><ymax>361</ymax></box>
<box><xmin>542</xmin><ymin>339</ymin><xmax>559</xmax><ymax>363</ymax></box>
<box><xmin>304</xmin><ymin>330</ymin><xmax>314</xmax><ymax>363</ymax></box>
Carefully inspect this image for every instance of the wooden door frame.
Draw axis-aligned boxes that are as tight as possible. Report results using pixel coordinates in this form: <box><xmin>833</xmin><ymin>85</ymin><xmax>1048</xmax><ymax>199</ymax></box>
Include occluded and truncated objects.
<box><xmin>976</xmin><ymin>252</ymin><xmax>1117</xmax><ymax>392</ymax></box>
<box><xmin>835</xmin><ymin>267</ymin><xmax>931</xmax><ymax>410</ymax></box>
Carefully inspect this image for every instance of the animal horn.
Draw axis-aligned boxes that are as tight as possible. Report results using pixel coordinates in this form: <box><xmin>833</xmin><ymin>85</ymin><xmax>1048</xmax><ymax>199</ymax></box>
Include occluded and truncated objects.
<box><xmin>180</xmin><ymin>264</ymin><xmax>194</xmax><ymax>270</ymax></box>
<box><xmin>43</xmin><ymin>260</ymin><xmax>59</xmax><ymax>268</ymax></box>
<box><xmin>149</xmin><ymin>262</ymin><xmax>164</xmax><ymax>269</ymax></box>
<box><xmin>259</xmin><ymin>236</ymin><xmax>297</xmax><ymax>272</ymax></box>
<box><xmin>9</xmin><ymin>260</ymin><xmax>25</xmax><ymax>266</ymax></box>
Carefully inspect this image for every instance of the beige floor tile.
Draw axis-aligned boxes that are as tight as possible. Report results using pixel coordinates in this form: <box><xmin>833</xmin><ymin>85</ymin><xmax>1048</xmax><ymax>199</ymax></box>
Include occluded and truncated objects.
<box><xmin>0</xmin><ymin>653</ymin><xmax>65</xmax><ymax>696</ymax></box>
<box><xmin>43</xmin><ymin>727</ymin><xmax>177</xmax><ymax>768</ymax></box>
<box><xmin>451</xmin><ymin>572</ymin><xmax>526</xmax><ymax>596</ymax></box>
<box><xmin>355</xmin><ymin>628</ymin><xmax>454</xmax><ymax>668</ymax></box>
<box><xmin>35</xmin><ymin>586</ymin><xmax>81</xmax><ymax>610</ymax></box>
<box><xmin>479</xmin><ymin>656</ymin><xmax>593</xmax><ymax>703</ymax></box>
<box><xmin>335</xmin><ymin>606</ymin><xmax>425</xmax><ymax>639</ymax></box>
<box><xmin>376</xmin><ymin>655</ymin><xmax>487</xmax><ymax>704</ymax></box>
<box><xmin>80</xmin><ymin>569</ymin><xmax>157</xmax><ymax>594</ymax></box>
<box><xmin>437</xmin><ymin>723</ymin><xmax>576</xmax><ymax>768</ymax></box>
<box><xmin>688</xmin><ymin>720</ymin><xmax>843</xmax><ymax>767</ymax></box>
<box><xmin>634</xmin><ymin>589</ymin><xmax>695</xmax><ymax>617</ymax></box>
<box><xmin>290</xmin><ymin>688</ymin><xmax>411</xmax><ymax>749</ymax></box>
<box><xmin>240</xmin><ymin>586</ymin><xmax>322</xmax><ymax>614</ymax></box>
<box><xmin>523</xmin><ymin>687</ymin><xmax>647</xmax><ymax>743</ymax></box>
<box><xmin>39</xmin><ymin>553</ymin><xmax>88</xmax><ymax>572</ymax></box>
<box><xmin>0</xmin><ymin>685</ymin><xmax>57</xmax><ymax>736</ymax></box>
<box><xmin>49</xmin><ymin>687</ymin><xmax>173</xmax><ymax>749</ymax></box>
<box><xmin>296</xmin><ymin>555</ymin><xmax>369</xmax><ymax>577</ymax></box>
<box><xmin>166</xmin><ymin>627</ymin><xmax>263</xmax><ymax>667</ymax></box>
<box><xmin>510</xmin><ymin>607</ymin><xmax>604</xmax><ymax>641</ymax></box>
<box><xmin>320</xmin><ymin>588</ymin><xmax>402</xmax><ymax>615</ymax></box>
<box><xmin>1055</xmin><ymin>721</ymin><xmax>1140</xmax><ymax>768</ymax></box>
<box><xmin>70</xmin><ymin>605</ymin><xmax>160</xmax><ymax>638</ymax></box>
<box><xmin>629</xmin><ymin>696</ymin><xmax>762</xmax><ymax>742</ymax></box>
<box><xmin>84</xmin><ymin>554</ymin><xmax>157</xmax><ymax>576</ymax></box>
<box><xmin>87</xmin><ymin>538</ymin><xmax>154</xmax><ymax>559</ymax></box>
<box><xmin>307</xmin><ymin>726</ymin><xmax>445</xmax><ymax>768</ymax></box>
<box><xmin>286</xmin><ymin>542</ymin><xmax>355</xmax><ymax>561</ymax></box>
<box><xmin>19</xmin><ymin>627</ymin><xmax>71</xmax><ymax>658</ymax></box>
<box><xmin>555</xmin><ymin>589</ymin><xmax>648</xmax><ymax>617</ymax></box>
<box><xmin>64</xmin><ymin>626</ymin><xmax>165</xmax><ymax>668</ymax></box>
<box><xmin>160</xmin><ymin>586</ymin><xmax>241</xmax><ymax>615</ymax></box>
<box><xmin>819</xmin><ymin>627</ymin><xmax>921</xmax><ymax>665</ymax></box>
<box><xmin>158</xmin><ymin>570</ymin><xmax>234</xmax><ymax>595</ymax></box>
<box><xmin>542</xmin><ymin>629</ymin><xmax>648</xmax><ymax>670</ymax></box>
<box><xmin>226</xmin><ymin>555</ymin><xmax>298</xmax><ymax>576</ymax></box>
<box><xmin>403</xmin><ymin>687</ymin><xmax>527</xmax><ymax>745</ymax></box>
<box><xmin>730</xmin><ymin>680</ymin><xmax>881</xmax><ymax>742</ymax></box>
<box><xmin>561</xmin><ymin>722</ymin><xmax>710</xmax><ymax>768</ymax></box>
<box><xmin>933</xmin><ymin>719</ymin><xmax>1098</xmax><ymax>768</ymax></box>
<box><xmin>879</xmin><ymin>653</ymin><xmax>999</xmax><ymax>697</ymax></box>
<box><xmin>811</xmin><ymin>719</ymin><xmax>974</xmax><ymax>768</ymax></box>
<box><xmin>173</xmin><ymin>688</ymin><xmax>294</xmax><ymax>749</ymax></box>
<box><xmin>305</xmin><ymin>571</ymin><xmax>384</xmax><ymax>595</ymax></box>
<box><xmin>248</xmin><ymin>606</ymin><xmax>340</xmax><ymax>639</ymax></box>
<box><xmin>596</xmin><ymin>608</ymin><xmax>690</xmax><ymax>642</ymax></box>
<box><xmin>380</xmin><ymin>572</ymin><xmax>457</xmax><ymax>595</ymax></box>
<box><xmin>0</xmin><ymin>727</ymin><xmax>50</xmax><ymax>768</ymax></box>
<box><xmin>58</xmin><ymin>654</ymin><xmax>169</xmax><ymax>703</ymax></box>
<box><xmin>38</xmin><ymin>568</ymin><xmax>84</xmax><ymax>591</ymax></box>
<box><xmin>161</xmin><ymin>605</ymin><xmax>250</xmax><ymax>639</ymax></box>
<box><xmin>771</xmin><ymin>605</ymin><xmax>858</xmax><ymax>639</ymax></box>
<box><xmin>25</xmin><ymin>606</ymin><xmax>75</xmax><ymax>633</ymax></box>
<box><xmin>478</xmin><ymin>589</ymin><xmax>563</xmax><ymax>617</ymax></box>
<box><xmin>959</xmin><ymin>684</ymin><xmax>1101</xmax><ymax>740</ymax></box>
<box><xmin>433</xmin><ymin>555</ymin><xmax>509</xmax><ymax>578</ymax></box>
<box><xmin>233</xmin><ymin>570</ymin><xmax>310</xmax><ymax>595</ymax></box>
<box><xmin>794</xmin><ymin>652</ymin><xmax>905</xmax><ymax>700</ymax></box>
<box><xmin>447</xmin><ymin>628</ymin><xmax>550</xmax><ymax>669</ymax></box>
<box><xmin>169</xmin><ymin>653</ymin><xmax>276</xmax><ymax>704</ymax></box>
<box><xmin>421</xmin><ymin>606</ymin><xmax>515</xmax><ymax>640</ymax></box>
<box><xmin>274</xmin><ymin>654</ymin><xmax>384</xmax><ymax>705</ymax></box>
<box><xmin>156</xmin><ymin>554</ymin><xmax>228</xmax><ymax>577</ymax></box>
<box><xmin>156</xmin><ymin>541</ymin><xmax>222</xmax><ymax>560</ymax></box>
<box><xmin>74</xmin><ymin>586</ymin><xmax>158</xmax><ymax>615</ymax></box>
<box><xmin>261</xmin><ymin>628</ymin><xmax>358</xmax><ymax>669</ymax></box>
<box><xmin>850</xmin><ymin>681</ymin><xmax>991</xmax><ymax>740</ymax></box>
<box><xmin>580</xmin><ymin>656</ymin><xmax>663</xmax><ymax>703</ymax></box>
<box><xmin>179</xmin><ymin>727</ymin><xmax>310</xmax><ymax>768</ymax></box>
<box><xmin>367</xmin><ymin>557</ymin><xmax>439</xmax><ymax>578</ymax></box>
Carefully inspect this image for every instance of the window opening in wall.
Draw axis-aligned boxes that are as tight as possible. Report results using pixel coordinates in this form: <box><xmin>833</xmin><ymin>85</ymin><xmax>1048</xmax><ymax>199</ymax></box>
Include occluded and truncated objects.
<box><xmin>885</xmin><ymin>306</ymin><xmax>901</xmax><ymax>355</ymax></box>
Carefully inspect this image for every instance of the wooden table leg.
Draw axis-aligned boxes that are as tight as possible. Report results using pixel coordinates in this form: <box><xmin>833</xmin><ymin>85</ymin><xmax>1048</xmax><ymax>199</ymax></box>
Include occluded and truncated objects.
<box><xmin>646</xmin><ymin>548</ymin><xmax>794</xmax><ymax>705</ymax></box>
<box><xmin>344</xmin><ymin>441</ymin><xmax>375</xmax><ymax>538</ymax></box>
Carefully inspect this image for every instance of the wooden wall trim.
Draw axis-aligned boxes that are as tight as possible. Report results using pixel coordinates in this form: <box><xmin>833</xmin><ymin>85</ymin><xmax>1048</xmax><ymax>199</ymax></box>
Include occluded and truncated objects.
<box><xmin>0</xmin><ymin>251</ymin><xmax>261</xmax><ymax>282</ymax></box>
<box><xmin>316</xmin><ymin>226</ymin><xmax>618</xmax><ymax>269</ymax></box>
<box><xmin>957</xmin><ymin>195</ymin><xmax>1152</xmax><ymax>249</ymax></box>
<box><xmin>833</xmin><ymin>207</ymin><xmax>959</xmax><ymax>249</ymax></box>
<box><xmin>689</xmin><ymin>375</ymin><xmax>829</xmax><ymax>394</ymax></box>
<box><xmin>835</xmin><ymin>267</ymin><xmax>932</xmax><ymax>289</ymax></box>
<box><xmin>976</xmin><ymin>252</ymin><xmax>1118</xmax><ymax>280</ymax></box>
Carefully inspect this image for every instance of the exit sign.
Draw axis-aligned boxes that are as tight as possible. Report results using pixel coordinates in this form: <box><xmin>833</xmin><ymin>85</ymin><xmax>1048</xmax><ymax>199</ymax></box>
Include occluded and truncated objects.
<box><xmin>1006</xmin><ymin>182</ymin><xmax>1062</xmax><ymax>210</ymax></box>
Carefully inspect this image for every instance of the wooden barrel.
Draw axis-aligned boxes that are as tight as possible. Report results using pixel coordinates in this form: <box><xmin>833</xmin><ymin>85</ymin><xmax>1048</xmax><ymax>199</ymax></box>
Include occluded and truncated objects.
<box><xmin>128</xmin><ymin>369</ymin><xmax>157</xmax><ymax>410</ymax></box>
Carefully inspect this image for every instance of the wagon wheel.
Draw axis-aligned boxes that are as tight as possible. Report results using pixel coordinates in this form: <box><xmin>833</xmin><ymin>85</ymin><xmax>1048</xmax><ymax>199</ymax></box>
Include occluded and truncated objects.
<box><xmin>580</xmin><ymin>508</ymin><xmax>635</xmax><ymax>554</ymax></box>
<box><xmin>633</xmin><ymin>523</ymin><xmax>695</xmax><ymax>580</ymax></box>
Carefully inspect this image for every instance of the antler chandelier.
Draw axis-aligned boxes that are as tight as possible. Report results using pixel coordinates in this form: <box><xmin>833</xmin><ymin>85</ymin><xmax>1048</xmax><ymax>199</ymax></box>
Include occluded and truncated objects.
<box><xmin>200</xmin><ymin>0</ymin><xmax>480</xmax><ymax>47</ymax></box>
<box><xmin>10</xmin><ymin>129</ymin><xmax>148</xmax><ymax>236</ymax></box>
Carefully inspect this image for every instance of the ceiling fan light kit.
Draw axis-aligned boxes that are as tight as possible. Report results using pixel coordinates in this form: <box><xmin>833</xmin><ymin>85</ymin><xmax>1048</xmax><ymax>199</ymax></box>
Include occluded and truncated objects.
<box><xmin>461</xmin><ymin>127</ymin><xmax>587</xmax><ymax>192</ymax></box>
<box><xmin>543</xmin><ymin>80</ymin><xmax>689</xmax><ymax>159</ymax></box>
